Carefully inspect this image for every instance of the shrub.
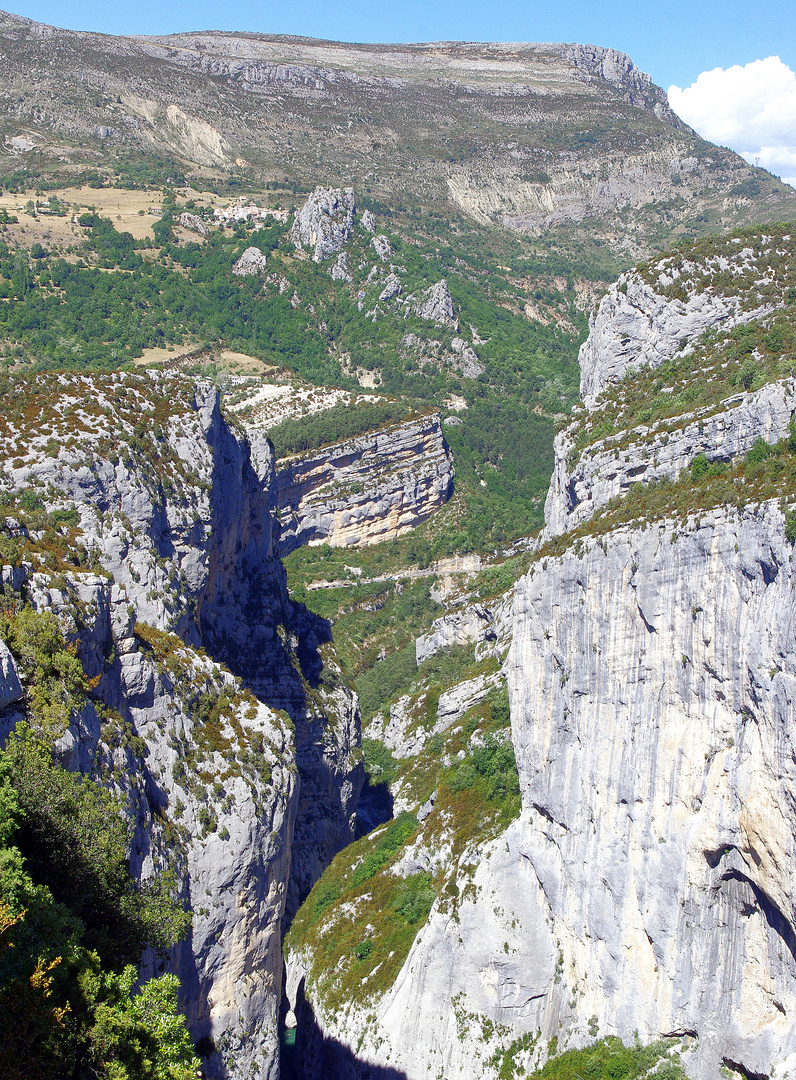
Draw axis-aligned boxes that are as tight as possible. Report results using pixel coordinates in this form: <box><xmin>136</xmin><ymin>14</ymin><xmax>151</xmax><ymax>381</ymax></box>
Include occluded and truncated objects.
<box><xmin>690</xmin><ymin>453</ymin><xmax>709</xmax><ymax>480</ymax></box>
<box><xmin>746</xmin><ymin>437</ymin><xmax>772</xmax><ymax>465</ymax></box>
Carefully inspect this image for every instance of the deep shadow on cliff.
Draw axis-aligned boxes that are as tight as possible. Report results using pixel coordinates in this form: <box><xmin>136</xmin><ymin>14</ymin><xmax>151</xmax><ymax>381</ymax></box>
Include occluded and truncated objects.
<box><xmin>281</xmin><ymin>977</ymin><xmax>407</xmax><ymax>1080</ymax></box>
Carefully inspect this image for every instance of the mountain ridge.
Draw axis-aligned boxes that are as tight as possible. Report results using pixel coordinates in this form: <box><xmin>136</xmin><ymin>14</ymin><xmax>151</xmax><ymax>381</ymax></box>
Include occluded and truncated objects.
<box><xmin>0</xmin><ymin>7</ymin><xmax>792</xmax><ymax>258</ymax></box>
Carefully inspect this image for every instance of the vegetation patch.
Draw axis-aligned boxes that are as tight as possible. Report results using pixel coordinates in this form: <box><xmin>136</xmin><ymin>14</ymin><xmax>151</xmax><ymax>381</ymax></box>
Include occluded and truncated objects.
<box><xmin>286</xmin><ymin>812</ymin><xmax>431</xmax><ymax>1012</ymax></box>
<box><xmin>513</xmin><ymin>1036</ymin><xmax>687</xmax><ymax>1080</ymax></box>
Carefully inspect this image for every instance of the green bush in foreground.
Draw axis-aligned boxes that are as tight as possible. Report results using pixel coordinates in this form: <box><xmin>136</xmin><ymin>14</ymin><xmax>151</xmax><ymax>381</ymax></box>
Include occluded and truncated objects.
<box><xmin>493</xmin><ymin>1036</ymin><xmax>687</xmax><ymax>1080</ymax></box>
<box><xmin>0</xmin><ymin>605</ymin><xmax>197</xmax><ymax>1080</ymax></box>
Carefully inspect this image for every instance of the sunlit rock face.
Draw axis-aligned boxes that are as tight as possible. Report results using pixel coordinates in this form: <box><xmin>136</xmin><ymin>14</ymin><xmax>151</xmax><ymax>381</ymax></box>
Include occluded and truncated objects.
<box><xmin>508</xmin><ymin>501</ymin><xmax>796</xmax><ymax>1080</ymax></box>
<box><xmin>274</xmin><ymin>414</ymin><xmax>453</xmax><ymax>555</ymax></box>
<box><xmin>289</xmin><ymin>186</ymin><xmax>356</xmax><ymax>262</ymax></box>
<box><xmin>0</xmin><ymin>371</ymin><xmax>362</xmax><ymax>1080</ymax></box>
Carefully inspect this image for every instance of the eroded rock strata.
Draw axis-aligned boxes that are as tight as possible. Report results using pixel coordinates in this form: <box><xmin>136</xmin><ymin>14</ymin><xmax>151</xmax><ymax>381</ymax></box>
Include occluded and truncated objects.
<box><xmin>285</xmin><ymin>231</ymin><xmax>796</xmax><ymax>1080</ymax></box>
<box><xmin>274</xmin><ymin>414</ymin><xmax>454</xmax><ymax>554</ymax></box>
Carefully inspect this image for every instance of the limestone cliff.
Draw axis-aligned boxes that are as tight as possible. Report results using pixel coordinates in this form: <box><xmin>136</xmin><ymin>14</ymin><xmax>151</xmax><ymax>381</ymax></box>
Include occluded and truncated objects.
<box><xmin>546</xmin><ymin>229</ymin><xmax>796</xmax><ymax>535</ymax></box>
<box><xmin>507</xmin><ymin>501</ymin><xmax>796</xmax><ymax>1079</ymax></box>
<box><xmin>0</xmin><ymin>371</ymin><xmax>362</xmax><ymax>1079</ymax></box>
<box><xmin>274</xmin><ymin>413</ymin><xmax>453</xmax><ymax>554</ymax></box>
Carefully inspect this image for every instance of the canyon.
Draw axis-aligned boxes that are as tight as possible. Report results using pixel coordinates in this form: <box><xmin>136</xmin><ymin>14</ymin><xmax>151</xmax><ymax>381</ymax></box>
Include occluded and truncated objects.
<box><xmin>0</xmin><ymin>12</ymin><xmax>795</xmax><ymax>1080</ymax></box>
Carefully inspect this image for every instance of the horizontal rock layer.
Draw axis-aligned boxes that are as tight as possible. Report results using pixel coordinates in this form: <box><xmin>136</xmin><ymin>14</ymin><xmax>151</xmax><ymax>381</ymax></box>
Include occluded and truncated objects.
<box><xmin>546</xmin><ymin>377</ymin><xmax>796</xmax><ymax>535</ymax></box>
<box><xmin>274</xmin><ymin>414</ymin><xmax>453</xmax><ymax>554</ymax></box>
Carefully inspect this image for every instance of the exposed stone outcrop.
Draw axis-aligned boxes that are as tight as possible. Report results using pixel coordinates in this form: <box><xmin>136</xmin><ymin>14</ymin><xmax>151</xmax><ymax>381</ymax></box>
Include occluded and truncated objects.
<box><xmin>412</xmin><ymin>604</ymin><xmax>498</xmax><ymax>660</ymax></box>
<box><xmin>179</xmin><ymin>210</ymin><xmax>210</xmax><ymax>237</ymax></box>
<box><xmin>578</xmin><ymin>271</ymin><xmax>767</xmax><ymax>407</ymax></box>
<box><xmin>507</xmin><ymin>501</ymin><xmax>796</xmax><ymax>1080</ymax></box>
<box><xmin>329</xmin><ymin>251</ymin><xmax>352</xmax><ymax>282</ymax></box>
<box><xmin>0</xmin><ymin>371</ymin><xmax>362</xmax><ymax>1080</ymax></box>
<box><xmin>556</xmin><ymin>43</ymin><xmax>687</xmax><ymax>129</ymax></box>
<box><xmin>413</xmin><ymin>280</ymin><xmax>457</xmax><ymax>328</ymax></box>
<box><xmin>450</xmin><ymin>335</ymin><xmax>484</xmax><ymax>378</ymax></box>
<box><xmin>232</xmin><ymin>245</ymin><xmax>269</xmax><ymax>275</ymax></box>
<box><xmin>274</xmin><ymin>414</ymin><xmax>454</xmax><ymax>554</ymax></box>
<box><xmin>289</xmin><ymin>186</ymin><xmax>356</xmax><ymax>262</ymax></box>
<box><xmin>286</xmin><ymin>823</ymin><xmax>559</xmax><ymax>1078</ymax></box>
<box><xmin>371</xmin><ymin>234</ymin><xmax>392</xmax><ymax>261</ymax></box>
<box><xmin>0</xmin><ymin>640</ymin><xmax>22</xmax><ymax>709</ymax></box>
<box><xmin>546</xmin><ymin>377</ymin><xmax>796</xmax><ymax>535</ymax></box>
<box><xmin>367</xmin><ymin>671</ymin><xmax>503</xmax><ymax>760</ymax></box>
<box><xmin>360</xmin><ymin>209</ymin><xmax>376</xmax><ymax>234</ymax></box>
<box><xmin>378</xmin><ymin>273</ymin><xmax>401</xmax><ymax>301</ymax></box>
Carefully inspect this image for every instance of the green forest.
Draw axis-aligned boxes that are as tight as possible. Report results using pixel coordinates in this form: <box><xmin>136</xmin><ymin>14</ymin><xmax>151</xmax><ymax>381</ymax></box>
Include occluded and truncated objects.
<box><xmin>0</xmin><ymin>193</ymin><xmax>588</xmax><ymax>543</ymax></box>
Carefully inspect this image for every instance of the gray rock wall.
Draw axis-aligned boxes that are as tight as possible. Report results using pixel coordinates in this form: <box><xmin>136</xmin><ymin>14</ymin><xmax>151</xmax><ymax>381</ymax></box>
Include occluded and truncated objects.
<box><xmin>0</xmin><ymin>371</ymin><xmax>362</xmax><ymax>1079</ymax></box>
<box><xmin>289</xmin><ymin>186</ymin><xmax>356</xmax><ymax>262</ymax></box>
<box><xmin>579</xmin><ymin>270</ymin><xmax>767</xmax><ymax>407</ymax></box>
<box><xmin>546</xmin><ymin>377</ymin><xmax>796</xmax><ymax>535</ymax></box>
<box><xmin>274</xmin><ymin>414</ymin><xmax>453</xmax><ymax>554</ymax></box>
<box><xmin>508</xmin><ymin>502</ymin><xmax>796</xmax><ymax>1080</ymax></box>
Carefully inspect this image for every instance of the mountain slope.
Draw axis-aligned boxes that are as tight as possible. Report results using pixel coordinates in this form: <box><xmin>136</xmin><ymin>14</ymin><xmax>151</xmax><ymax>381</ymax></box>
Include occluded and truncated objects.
<box><xmin>0</xmin><ymin>9</ymin><xmax>794</xmax><ymax>257</ymax></box>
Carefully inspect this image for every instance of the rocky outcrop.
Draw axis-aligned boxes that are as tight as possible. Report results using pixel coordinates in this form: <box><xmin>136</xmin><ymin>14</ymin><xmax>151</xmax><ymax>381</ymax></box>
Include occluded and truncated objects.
<box><xmin>378</xmin><ymin>273</ymin><xmax>401</xmax><ymax>301</ymax></box>
<box><xmin>412</xmin><ymin>600</ymin><xmax>498</xmax><ymax>665</ymax></box>
<box><xmin>0</xmin><ymin>371</ymin><xmax>362</xmax><ymax>1079</ymax></box>
<box><xmin>450</xmin><ymin>335</ymin><xmax>484</xmax><ymax>378</ymax></box>
<box><xmin>286</xmin><ymin>823</ymin><xmax>560</xmax><ymax>1079</ymax></box>
<box><xmin>329</xmin><ymin>252</ymin><xmax>351</xmax><ymax>282</ymax></box>
<box><xmin>507</xmin><ymin>501</ymin><xmax>796</xmax><ymax>1080</ymax></box>
<box><xmin>289</xmin><ymin>186</ymin><xmax>356</xmax><ymax>262</ymax></box>
<box><xmin>578</xmin><ymin>271</ymin><xmax>767</xmax><ymax>407</ymax></box>
<box><xmin>371</xmin><ymin>234</ymin><xmax>392</xmax><ymax>261</ymax></box>
<box><xmin>0</xmin><ymin>640</ymin><xmax>22</xmax><ymax>709</ymax></box>
<box><xmin>544</xmin><ymin>239</ymin><xmax>793</xmax><ymax>535</ymax></box>
<box><xmin>232</xmin><ymin>245</ymin><xmax>269</xmax><ymax>275</ymax></box>
<box><xmin>555</xmin><ymin>43</ymin><xmax>687</xmax><ymax>128</ymax></box>
<box><xmin>413</xmin><ymin>280</ymin><xmax>457</xmax><ymax>328</ymax></box>
<box><xmin>179</xmin><ymin>210</ymin><xmax>210</xmax><ymax>237</ymax></box>
<box><xmin>367</xmin><ymin>671</ymin><xmax>503</xmax><ymax>760</ymax></box>
<box><xmin>546</xmin><ymin>377</ymin><xmax>796</xmax><ymax>535</ymax></box>
<box><xmin>274</xmin><ymin>414</ymin><xmax>453</xmax><ymax>554</ymax></box>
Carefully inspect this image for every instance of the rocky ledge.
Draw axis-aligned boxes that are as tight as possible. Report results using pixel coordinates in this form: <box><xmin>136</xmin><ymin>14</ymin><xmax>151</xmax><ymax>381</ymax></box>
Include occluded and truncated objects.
<box><xmin>274</xmin><ymin>413</ymin><xmax>454</xmax><ymax>554</ymax></box>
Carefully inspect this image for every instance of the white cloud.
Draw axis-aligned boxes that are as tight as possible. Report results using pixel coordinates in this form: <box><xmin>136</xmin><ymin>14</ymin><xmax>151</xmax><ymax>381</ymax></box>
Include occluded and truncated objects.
<box><xmin>668</xmin><ymin>56</ymin><xmax>796</xmax><ymax>189</ymax></box>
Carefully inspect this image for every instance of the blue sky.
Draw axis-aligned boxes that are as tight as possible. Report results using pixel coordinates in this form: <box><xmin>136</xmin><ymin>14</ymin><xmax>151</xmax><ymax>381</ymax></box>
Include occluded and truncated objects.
<box><xmin>6</xmin><ymin>0</ymin><xmax>795</xmax><ymax>90</ymax></box>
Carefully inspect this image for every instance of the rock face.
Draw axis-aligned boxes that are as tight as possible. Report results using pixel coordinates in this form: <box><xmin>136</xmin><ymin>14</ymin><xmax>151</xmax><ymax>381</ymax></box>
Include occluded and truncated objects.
<box><xmin>289</xmin><ymin>187</ymin><xmax>356</xmax><ymax>262</ymax></box>
<box><xmin>179</xmin><ymin>210</ymin><xmax>210</xmax><ymax>236</ymax></box>
<box><xmin>545</xmin><ymin>240</ymin><xmax>794</xmax><ymax>535</ymax></box>
<box><xmin>371</xmin><ymin>234</ymin><xmax>392</xmax><ymax>261</ymax></box>
<box><xmin>0</xmin><ymin>371</ymin><xmax>363</xmax><ymax>1080</ymax></box>
<box><xmin>415</xmin><ymin>601</ymin><xmax>507</xmax><ymax>664</ymax></box>
<box><xmin>274</xmin><ymin>414</ymin><xmax>454</xmax><ymax>554</ymax></box>
<box><xmin>546</xmin><ymin>377</ymin><xmax>796</xmax><ymax>535</ymax></box>
<box><xmin>413</xmin><ymin>280</ymin><xmax>457</xmax><ymax>328</ymax></box>
<box><xmin>578</xmin><ymin>271</ymin><xmax>766</xmax><ymax>407</ymax></box>
<box><xmin>508</xmin><ymin>502</ymin><xmax>796</xmax><ymax>1080</ymax></box>
<box><xmin>378</xmin><ymin>273</ymin><xmax>401</xmax><ymax>302</ymax></box>
<box><xmin>286</xmin><ymin>822</ymin><xmax>559</xmax><ymax>1079</ymax></box>
<box><xmin>329</xmin><ymin>252</ymin><xmax>352</xmax><ymax>282</ymax></box>
<box><xmin>232</xmin><ymin>245</ymin><xmax>269</xmax><ymax>275</ymax></box>
<box><xmin>283</xmin><ymin>233</ymin><xmax>796</xmax><ymax>1080</ymax></box>
<box><xmin>0</xmin><ymin>640</ymin><xmax>22</xmax><ymax>709</ymax></box>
